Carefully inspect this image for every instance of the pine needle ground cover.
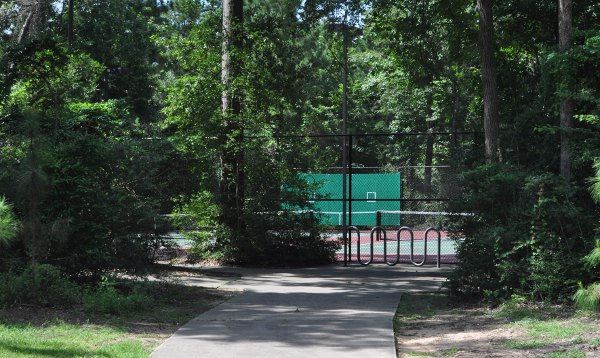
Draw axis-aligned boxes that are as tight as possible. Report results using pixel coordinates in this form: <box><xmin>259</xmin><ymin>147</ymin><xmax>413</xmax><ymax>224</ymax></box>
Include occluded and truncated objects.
<box><xmin>394</xmin><ymin>293</ymin><xmax>600</xmax><ymax>357</ymax></box>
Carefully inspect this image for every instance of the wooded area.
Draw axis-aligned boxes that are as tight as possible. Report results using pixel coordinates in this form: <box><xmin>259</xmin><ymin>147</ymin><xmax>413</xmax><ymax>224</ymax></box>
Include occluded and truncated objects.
<box><xmin>0</xmin><ymin>0</ymin><xmax>599</xmax><ymax>309</ymax></box>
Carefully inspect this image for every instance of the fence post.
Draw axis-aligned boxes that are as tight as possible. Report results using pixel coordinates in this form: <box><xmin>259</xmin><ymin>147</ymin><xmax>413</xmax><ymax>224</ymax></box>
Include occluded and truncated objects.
<box><xmin>342</xmin><ymin>135</ymin><xmax>347</xmax><ymax>267</ymax></box>
<box><xmin>348</xmin><ymin>134</ymin><xmax>353</xmax><ymax>228</ymax></box>
<box><xmin>376</xmin><ymin>210</ymin><xmax>381</xmax><ymax>241</ymax></box>
<box><xmin>309</xmin><ymin>210</ymin><xmax>315</xmax><ymax>240</ymax></box>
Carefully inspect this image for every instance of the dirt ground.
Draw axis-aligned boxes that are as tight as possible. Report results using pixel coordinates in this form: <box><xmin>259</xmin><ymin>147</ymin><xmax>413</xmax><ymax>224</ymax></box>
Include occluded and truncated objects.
<box><xmin>395</xmin><ymin>294</ymin><xmax>600</xmax><ymax>358</ymax></box>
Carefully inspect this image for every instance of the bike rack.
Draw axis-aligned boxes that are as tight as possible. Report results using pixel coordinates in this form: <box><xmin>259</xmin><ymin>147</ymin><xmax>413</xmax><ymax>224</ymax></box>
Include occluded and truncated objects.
<box><xmin>348</xmin><ymin>225</ymin><xmax>444</xmax><ymax>268</ymax></box>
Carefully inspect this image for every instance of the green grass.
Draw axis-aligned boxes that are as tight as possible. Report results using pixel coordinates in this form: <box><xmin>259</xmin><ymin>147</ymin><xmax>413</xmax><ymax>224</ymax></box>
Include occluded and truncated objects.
<box><xmin>495</xmin><ymin>301</ymin><xmax>545</xmax><ymax>321</ymax></box>
<box><xmin>405</xmin><ymin>351</ymin><xmax>433</xmax><ymax>357</ymax></box>
<box><xmin>544</xmin><ymin>350</ymin><xmax>586</xmax><ymax>358</ymax></box>
<box><xmin>502</xmin><ymin>339</ymin><xmax>547</xmax><ymax>349</ymax></box>
<box><xmin>514</xmin><ymin>319</ymin><xmax>587</xmax><ymax>339</ymax></box>
<box><xmin>441</xmin><ymin>347</ymin><xmax>459</xmax><ymax>356</ymax></box>
<box><xmin>591</xmin><ymin>338</ymin><xmax>600</xmax><ymax>346</ymax></box>
<box><xmin>499</xmin><ymin>305</ymin><xmax>596</xmax><ymax>352</ymax></box>
<box><xmin>394</xmin><ymin>292</ymin><xmax>447</xmax><ymax>330</ymax></box>
<box><xmin>0</xmin><ymin>322</ymin><xmax>147</xmax><ymax>357</ymax></box>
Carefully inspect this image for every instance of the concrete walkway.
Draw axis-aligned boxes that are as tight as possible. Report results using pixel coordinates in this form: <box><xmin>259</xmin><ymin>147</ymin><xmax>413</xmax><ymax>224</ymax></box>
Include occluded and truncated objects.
<box><xmin>151</xmin><ymin>264</ymin><xmax>450</xmax><ymax>358</ymax></box>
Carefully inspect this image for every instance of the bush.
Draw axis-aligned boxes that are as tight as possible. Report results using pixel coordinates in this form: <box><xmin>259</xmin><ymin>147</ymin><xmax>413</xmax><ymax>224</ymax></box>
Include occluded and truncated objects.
<box><xmin>573</xmin><ymin>282</ymin><xmax>600</xmax><ymax>311</ymax></box>
<box><xmin>0</xmin><ymin>196</ymin><xmax>17</xmax><ymax>246</ymax></box>
<box><xmin>187</xmin><ymin>229</ymin><xmax>225</xmax><ymax>263</ymax></box>
<box><xmin>0</xmin><ymin>264</ymin><xmax>81</xmax><ymax>307</ymax></box>
<box><xmin>235</xmin><ymin>212</ymin><xmax>339</xmax><ymax>267</ymax></box>
<box><xmin>83</xmin><ymin>277</ymin><xmax>154</xmax><ymax>315</ymax></box>
<box><xmin>573</xmin><ymin>240</ymin><xmax>600</xmax><ymax>310</ymax></box>
<box><xmin>447</xmin><ymin>164</ymin><xmax>594</xmax><ymax>301</ymax></box>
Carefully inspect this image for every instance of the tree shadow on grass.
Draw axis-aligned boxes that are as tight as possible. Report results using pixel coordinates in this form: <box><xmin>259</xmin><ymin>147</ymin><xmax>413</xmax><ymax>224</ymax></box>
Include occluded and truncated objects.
<box><xmin>0</xmin><ymin>340</ymin><xmax>110</xmax><ymax>358</ymax></box>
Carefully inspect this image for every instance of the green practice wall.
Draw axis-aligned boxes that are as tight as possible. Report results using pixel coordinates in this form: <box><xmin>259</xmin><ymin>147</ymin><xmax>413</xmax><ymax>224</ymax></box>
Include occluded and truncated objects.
<box><xmin>300</xmin><ymin>173</ymin><xmax>401</xmax><ymax>226</ymax></box>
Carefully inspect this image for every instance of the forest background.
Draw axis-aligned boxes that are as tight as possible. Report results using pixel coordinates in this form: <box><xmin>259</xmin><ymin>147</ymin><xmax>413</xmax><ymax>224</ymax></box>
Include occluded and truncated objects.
<box><xmin>0</xmin><ymin>0</ymin><xmax>599</xmax><ymax>308</ymax></box>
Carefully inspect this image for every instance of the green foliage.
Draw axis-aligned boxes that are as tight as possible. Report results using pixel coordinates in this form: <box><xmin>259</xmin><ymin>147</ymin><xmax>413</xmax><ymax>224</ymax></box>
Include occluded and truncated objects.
<box><xmin>590</xmin><ymin>161</ymin><xmax>600</xmax><ymax>204</ymax></box>
<box><xmin>0</xmin><ymin>264</ymin><xmax>81</xmax><ymax>307</ymax></box>
<box><xmin>582</xmin><ymin>240</ymin><xmax>600</xmax><ymax>270</ymax></box>
<box><xmin>448</xmin><ymin>164</ymin><xmax>592</xmax><ymax>301</ymax></box>
<box><xmin>0</xmin><ymin>197</ymin><xmax>17</xmax><ymax>246</ymax></box>
<box><xmin>238</xmin><ymin>213</ymin><xmax>339</xmax><ymax>267</ymax></box>
<box><xmin>187</xmin><ymin>230</ymin><xmax>225</xmax><ymax>263</ymax></box>
<box><xmin>83</xmin><ymin>277</ymin><xmax>153</xmax><ymax>316</ymax></box>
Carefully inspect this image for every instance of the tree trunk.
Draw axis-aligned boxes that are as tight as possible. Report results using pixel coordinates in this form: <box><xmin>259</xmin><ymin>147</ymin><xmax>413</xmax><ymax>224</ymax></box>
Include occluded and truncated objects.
<box><xmin>15</xmin><ymin>0</ymin><xmax>48</xmax><ymax>43</ymax></box>
<box><xmin>558</xmin><ymin>0</ymin><xmax>573</xmax><ymax>181</ymax></box>
<box><xmin>220</xmin><ymin>0</ymin><xmax>244</xmax><ymax>235</ymax></box>
<box><xmin>477</xmin><ymin>0</ymin><xmax>500</xmax><ymax>162</ymax></box>
<box><xmin>68</xmin><ymin>0</ymin><xmax>74</xmax><ymax>48</ymax></box>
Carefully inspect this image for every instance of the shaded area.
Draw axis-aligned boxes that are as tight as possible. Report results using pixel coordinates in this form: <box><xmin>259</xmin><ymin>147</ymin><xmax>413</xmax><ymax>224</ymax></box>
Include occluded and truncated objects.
<box><xmin>0</xmin><ymin>343</ymin><xmax>109</xmax><ymax>358</ymax></box>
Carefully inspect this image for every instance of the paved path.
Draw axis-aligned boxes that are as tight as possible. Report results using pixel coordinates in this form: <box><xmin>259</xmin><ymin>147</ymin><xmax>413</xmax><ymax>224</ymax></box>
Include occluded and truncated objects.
<box><xmin>151</xmin><ymin>264</ymin><xmax>450</xmax><ymax>358</ymax></box>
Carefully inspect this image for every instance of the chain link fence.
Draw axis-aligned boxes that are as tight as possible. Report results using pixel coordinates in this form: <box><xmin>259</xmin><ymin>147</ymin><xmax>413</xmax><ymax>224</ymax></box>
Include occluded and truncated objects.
<box><xmin>268</xmin><ymin>132</ymin><xmax>477</xmax><ymax>265</ymax></box>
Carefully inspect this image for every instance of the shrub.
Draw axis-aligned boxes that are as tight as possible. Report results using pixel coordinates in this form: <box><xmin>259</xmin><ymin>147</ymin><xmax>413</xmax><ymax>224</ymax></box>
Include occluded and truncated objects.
<box><xmin>236</xmin><ymin>212</ymin><xmax>339</xmax><ymax>267</ymax></box>
<box><xmin>573</xmin><ymin>282</ymin><xmax>600</xmax><ymax>311</ymax></box>
<box><xmin>187</xmin><ymin>229</ymin><xmax>225</xmax><ymax>263</ymax></box>
<box><xmin>447</xmin><ymin>164</ymin><xmax>593</xmax><ymax>301</ymax></box>
<box><xmin>574</xmin><ymin>240</ymin><xmax>600</xmax><ymax>310</ymax></box>
<box><xmin>0</xmin><ymin>264</ymin><xmax>81</xmax><ymax>307</ymax></box>
<box><xmin>0</xmin><ymin>196</ymin><xmax>17</xmax><ymax>246</ymax></box>
<box><xmin>83</xmin><ymin>277</ymin><xmax>153</xmax><ymax>315</ymax></box>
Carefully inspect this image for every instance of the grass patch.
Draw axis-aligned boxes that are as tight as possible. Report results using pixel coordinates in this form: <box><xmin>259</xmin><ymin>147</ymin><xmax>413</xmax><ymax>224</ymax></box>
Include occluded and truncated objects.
<box><xmin>495</xmin><ymin>301</ymin><xmax>545</xmax><ymax>321</ymax></box>
<box><xmin>0</xmin><ymin>322</ymin><xmax>146</xmax><ymax>357</ymax></box>
<box><xmin>502</xmin><ymin>339</ymin><xmax>547</xmax><ymax>349</ymax></box>
<box><xmin>514</xmin><ymin>319</ymin><xmax>588</xmax><ymax>340</ymax></box>
<box><xmin>591</xmin><ymin>338</ymin><xmax>600</xmax><ymax>346</ymax></box>
<box><xmin>544</xmin><ymin>350</ymin><xmax>586</xmax><ymax>358</ymax></box>
<box><xmin>394</xmin><ymin>292</ymin><xmax>447</xmax><ymax>330</ymax></box>
<box><xmin>405</xmin><ymin>351</ymin><xmax>433</xmax><ymax>357</ymax></box>
<box><xmin>0</xmin><ymin>269</ymin><xmax>237</xmax><ymax>356</ymax></box>
<box><xmin>441</xmin><ymin>347</ymin><xmax>459</xmax><ymax>356</ymax></box>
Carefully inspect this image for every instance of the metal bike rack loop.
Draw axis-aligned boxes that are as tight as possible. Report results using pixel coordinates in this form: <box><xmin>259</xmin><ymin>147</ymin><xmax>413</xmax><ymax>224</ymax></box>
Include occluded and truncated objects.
<box><xmin>346</xmin><ymin>226</ymin><xmax>360</xmax><ymax>263</ymax></box>
<box><xmin>395</xmin><ymin>227</ymin><xmax>413</xmax><ymax>266</ymax></box>
<box><xmin>382</xmin><ymin>228</ymin><xmax>400</xmax><ymax>266</ymax></box>
<box><xmin>357</xmin><ymin>227</ymin><xmax>373</xmax><ymax>265</ymax></box>
<box><xmin>410</xmin><ymin>227</ymin><xmax>426</xmax><ymax>266</ymax></box>
<box><xmin>356</xmin><ymin>226</ymin><xmax>375</xmax><ymax>265</ymax></box>
<box><xmin>371</xmin><ymin>227</ymin><xmax>388</xmax><ymax>265</ymax></box>
<box><xmin>424</xmin><ymin>228</ymin><xmax>442</xmax><ymax>268</ymax></box>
